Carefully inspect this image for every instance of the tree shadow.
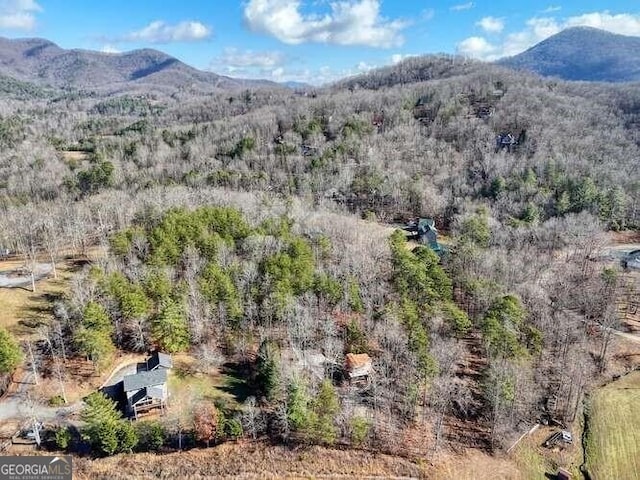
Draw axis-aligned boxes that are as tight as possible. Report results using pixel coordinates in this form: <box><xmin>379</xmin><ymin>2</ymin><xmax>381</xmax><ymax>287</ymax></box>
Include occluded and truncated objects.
<box><xmin>218</xmin><ymin>362</ymin><xmax>256</xmax><ymax>403</ymax></box>
<box><xmin>68</xmin><ymin>258</ymin><xmax>92</xmax><ymax>271</ymax></box>
<box><xmin>99</xmin><ymin>381</ymin><xmax>127</xmax><ymax>414</ymax></box>
<box><xmin>19</xmin><ymin>291</ymin><xmax>66</xmax><ymax>321</ymax></box>
<box><xmin>16</xmin><ymin>318</ymin><xmax>48</xmax><ymax>335</ymax></box>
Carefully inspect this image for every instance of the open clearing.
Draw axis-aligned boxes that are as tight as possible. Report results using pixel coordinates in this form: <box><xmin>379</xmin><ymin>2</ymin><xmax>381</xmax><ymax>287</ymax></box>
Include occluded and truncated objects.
<box><xmin>585</xmin><ymin>371</ymin><xmax>640</xmax><ymax>480</ymax></box>
<box><xmin>60</xmin><ymin>150</ymin><xmax>90</xmax><ymax>163</ymax></box>
<box><xmin>0</xmin><ymin>248</ymin><xmax>105</xmax><ymax>335</ymax></box>
<box><xmin>73</xmin><ymin>442</ymin><xmax>429</xmax><ymax>480</ymax></box>
<box><xmin>167</xmin><ymin>355</ymin><xmax>249</xmax><ymax>423</ymax></box>
<box><xmin>509</xmin><ymin>425</ymin><xmax>582</xmax><ymax>480</ymax></box>
<box><xmin>0</xmin><ymin>259</ymin><xmax>73</xmax><ymax>336</ymax></box>
<box><xmin>72</xmin><ymin>442</ymin><xmax>574</xmax><ymax>480</ymax></box>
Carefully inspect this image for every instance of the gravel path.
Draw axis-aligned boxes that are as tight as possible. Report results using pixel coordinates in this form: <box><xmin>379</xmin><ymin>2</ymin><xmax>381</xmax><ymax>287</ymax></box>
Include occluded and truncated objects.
<box><xmin>0</xmin><ymin>377</ymin><xmax>81</xmax><ymax>422</ymax></box>
<box><xmin>0</xmin><ymin>263</ymin><xmax>53</xmax><ymax>288</ymax></box>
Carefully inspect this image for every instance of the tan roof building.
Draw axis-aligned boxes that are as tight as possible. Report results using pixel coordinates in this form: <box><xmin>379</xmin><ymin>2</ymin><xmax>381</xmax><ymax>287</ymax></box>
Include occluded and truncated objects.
<box><xmin>345</xmin><ymin>353</ymin><xmax>373</xmax><ymax>379</ymax></box>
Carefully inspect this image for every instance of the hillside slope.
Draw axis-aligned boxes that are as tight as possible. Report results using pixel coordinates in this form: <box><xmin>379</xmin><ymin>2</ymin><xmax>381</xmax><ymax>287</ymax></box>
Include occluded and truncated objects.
<box><xmin>498</xmin><ymin>27</ymin><xmax>640</xmax><ymax>82</ymax></box>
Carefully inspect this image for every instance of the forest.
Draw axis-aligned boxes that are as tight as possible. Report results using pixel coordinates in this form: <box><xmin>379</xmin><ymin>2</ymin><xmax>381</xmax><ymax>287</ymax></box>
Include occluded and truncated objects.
<box><xmin>0</xmin><ymin>55</ymin><xmax>638</xmax><ymax>467</ymax></box>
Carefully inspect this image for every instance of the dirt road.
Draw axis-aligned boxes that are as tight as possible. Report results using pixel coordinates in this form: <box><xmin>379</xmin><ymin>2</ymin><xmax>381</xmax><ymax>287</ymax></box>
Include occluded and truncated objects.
<box><xmin>0</xmin><ymin>374</ymin><xmax>81</xmax><ymax>422</ymax></box>
<box><xmin>0</xmin><ymin>263</ymin><xmax>53</xmax><ymax>288</ymax></box>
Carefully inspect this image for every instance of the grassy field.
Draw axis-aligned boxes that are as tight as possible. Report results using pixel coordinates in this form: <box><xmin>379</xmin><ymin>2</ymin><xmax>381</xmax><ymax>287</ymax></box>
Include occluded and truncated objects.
<box><xmin>0</xmin><ymin>257</ymin><xmax>74</xmax><ymax>336</ymax></box>
<box><xmin>0</xmin><ymin>248</ymin><xmax>106</xmax><ymax>336</ymax></box>
<box><xmin>167</xmin><ymin>355</ymin><xmax>250</xmax><ymax>423</ymax></box>
<box><xmin>73</xmin><ymin>442</ymin><xmax>567</xmax><ymax>480</ymax></box>
<box><xmin>585</xmin><ymin>371</ymin><xmax>640</xmax><ymax>480</ymax></box>
<box><xmin>509</xmin><ymin>425</ymin><xmax>582</xmax><ymax>480</ymax></box>
<box><xmin>74</xmin><ymin>442</ymin><xmax>429</xmax><ymax>480</ymax></box>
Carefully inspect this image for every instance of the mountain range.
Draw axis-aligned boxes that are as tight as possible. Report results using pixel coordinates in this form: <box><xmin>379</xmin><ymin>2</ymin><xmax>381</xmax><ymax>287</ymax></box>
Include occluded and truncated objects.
<box><xmin>0</xmin><ymin>37</ymin><xmax>276</xmax><ymax>93</ymax></box>
<box><xmin>498</xmin><ymin>26</ymin><xmax>640</xmax><ymax>83</ymax></box>
<box><xmin>0</xmin><ymin>27</ymin><xmax>638</xmax><ymax>96</ymax></box>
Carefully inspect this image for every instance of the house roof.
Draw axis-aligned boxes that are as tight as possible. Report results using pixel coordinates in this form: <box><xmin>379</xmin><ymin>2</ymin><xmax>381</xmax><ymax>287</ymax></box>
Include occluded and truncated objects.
<box><xmin>147</xmin><ymin>351</ymin><xmax>172</xmax><ymax>370</ymax></box>
<box><xmin>345</xmin><ymin>353</ymin><xmax>373</xmax><ymax>379</ymax></box>
<box><xmin>147</xmin><ymin>386</ymin><xmax>165</xmax><ymax>400</ymax></box>
<box><xmin>123</xmin><ymin>369</ymin><xmax>167</xmax><ymax>392</ymax></box>
<box><xmin>345</xmin><ymin>353</ymin><xmax>372</xmax><ymax>370</ymax></box>
<box><xmin>128</xmin><ymin>386</ymin><xmax>166</xmax><ymax>406</ymax></box>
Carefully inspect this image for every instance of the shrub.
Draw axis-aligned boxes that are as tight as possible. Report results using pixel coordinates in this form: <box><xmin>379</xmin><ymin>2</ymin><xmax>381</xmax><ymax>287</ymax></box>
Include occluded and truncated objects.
<box><xmin>349</xmin><ymin>416</ymin><xmax>371</xmax><ymax>446</ymax></box>
<box><xmin>49</xmin><ymin>395</ymin><xmax>66</xmax><ymax>407</ymax></box>
<box><xmin>135</xmin><ymin>421</ymin><xmax>166</xmax><ymax>451</ymax></box>
<box><xmin>0</xmin><ymin>328</ymin><xmax>22</xmax><ymax>374</ymax></box>
<box><xmin>224</xmin><ymin>418</ymin><xmax>243</xmax><ymax>440</ymax></box>
<box><xmin>54</xmin><ymin>426</ymin><xmax>72</xmax><ymax>450</ymax></box>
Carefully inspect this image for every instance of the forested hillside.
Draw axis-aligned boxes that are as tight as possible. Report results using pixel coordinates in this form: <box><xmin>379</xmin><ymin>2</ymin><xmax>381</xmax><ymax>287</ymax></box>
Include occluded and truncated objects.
<box><xmin>0</xmin><ymin>54</ymin><xmax>638</xmax><ymax>467</ymax></box>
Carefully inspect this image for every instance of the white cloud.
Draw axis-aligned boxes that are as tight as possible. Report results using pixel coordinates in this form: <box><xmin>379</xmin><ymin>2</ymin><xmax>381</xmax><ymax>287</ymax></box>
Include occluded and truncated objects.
<box><xmin>459</xmin><ymin>10</ymin><xmax>640</xmax><ymax>60</ymax></box>
<box><xmin>390</xmin><ymin>52</ymin><xmax>418</xmax><ymax>64</ymax></box>
<box><xmin>542</xmin><ymin>6</ymin><xmax>561</xmax><ymax>14</ymax></box>
<box><xmin>217</xmin><ymin>64</ymin><xmax>341</xmax><ymax>85</ymax></box>
<box><xmin>477</xmin><ymin>16</ymin><xmax>504</xmax><ymax>34</ymax></box>
<box><xmin>101</xmin><ymin>44</ymin><xmax>121</xmax><ymax>54</ymax></box>
<box><xmin>357</xmin><ymin>61</ymin><xmax>376</xmax><ymax>72</ymax></box>
<box><xmin>450</xmin><ymin>2</ymin><xmax>473</xmax><ymax>12</ymax></box>
<box><xmin>0</xmin><ymin>0</ymin><xmax>41</xmax><ymax>30</ymax></box>
<box><xmin>500</xmin><ymin>17</ymin><xmax>560</xmax><ymax>57</ymax></box>
<box><xmin>215</xmin><ymin>47</ymin><xmax>287</xmax><ymax>68</ymax></box>
<box><xmin>122</xmin><ymin>20</ymin><xmax>211</xmax><ymax>44</ymax></box>
<box><xmin>243</xmin><ymin>0</ymin><xmax>407</xmax><ymax>48</ymax></box>
<box><xmin>456</xmin><ymin>36</ymin><xmax>496</xmax><ymax>58</ymax></box>
<box><xmin>217</xmin><ymin>58</ymin><xmax>384</xmax><ymax>86</ymax></box>
<box><xmin>564</xmin><ymin>11</ymin><xmax>640</xmax><ymax>36</ymax></box>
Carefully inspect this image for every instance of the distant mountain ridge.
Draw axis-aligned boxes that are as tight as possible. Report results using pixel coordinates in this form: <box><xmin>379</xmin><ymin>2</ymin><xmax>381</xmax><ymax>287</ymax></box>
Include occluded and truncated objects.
<box><xmin>0</xmin><ymin>37</ymin><xmax>277</xmax><ymax>92</ymax></box>
<box><xmin>498</xmin><ymin>27</ymin><xmax>640</xmax><ymax>83</ymax></box>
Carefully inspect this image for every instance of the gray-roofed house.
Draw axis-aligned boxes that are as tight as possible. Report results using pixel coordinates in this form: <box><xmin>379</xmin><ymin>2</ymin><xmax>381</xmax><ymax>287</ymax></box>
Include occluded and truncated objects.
<box><xmin>122</xmin><ymin>364</ymin><xmax>169</xmax><ymax>419</ymax></box>
<box><xmin>147</xmin><ymin>351</ymin><xmax>173</xmax><ymax>371</ymax></box>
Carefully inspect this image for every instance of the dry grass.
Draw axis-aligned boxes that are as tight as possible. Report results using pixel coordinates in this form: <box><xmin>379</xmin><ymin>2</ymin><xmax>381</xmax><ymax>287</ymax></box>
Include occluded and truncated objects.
<box><xmin>167</xmin><ymin>355</ymin><xmax>246</xmax><ymax>423</ymax></box>
<box><xmin>585</xmin><ymin>371</ymin><xmax>640</xmax><ymax>480</ymax></box>
<box><xmin>0</xmin><ymin>258</ymin><xmax>74</xmax><ymax>336</ymax></box>
<box><xmin>73</xmin><ymin>442</ymin><xmax>428</xmax><ymax>480</ymax></box>
<box><xmin>610</xmin><ymin>230</ymin><xmax>640</xmax><ymax>245</ymax></box>
<box><xmin>0</xmin><ymin>247</ymin><xmax>106</xmax><ymax>337</ymax></box>
<box><xmin>61</xmin><ymin>150</ymin><xmax>90</xmax><ymax>163</ymax></box>
<box><xmin>509</xmin><ymin>426</ymin><xmax>582</xmax><ymax>480</ymax></box>
<box><xmin>431</xmin><ymin>450</ymin><xmax>524</xmax><ymax>480</ymax></box>
<box><xmin>71</xmin><ymin>437</ymin><xmax>586</xmax><ymax>480</ymax></box>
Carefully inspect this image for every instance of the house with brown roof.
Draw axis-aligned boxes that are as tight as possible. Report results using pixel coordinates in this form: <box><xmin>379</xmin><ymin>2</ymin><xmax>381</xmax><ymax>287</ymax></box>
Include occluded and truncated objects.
<box><xmin>345</xmin><ymin>353</ymin><xmax>373</xmax><ymax>380</ymax></box>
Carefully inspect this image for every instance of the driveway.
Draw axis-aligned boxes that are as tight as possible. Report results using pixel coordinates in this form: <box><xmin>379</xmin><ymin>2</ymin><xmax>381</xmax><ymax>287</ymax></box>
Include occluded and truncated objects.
<box><xmin>0</xmin><ymin>263</ymin><xmax>53</xmax><ymax>288</ymax></box>
<box><xmin>99</xmin><ymin>361</ymin><xmax>141</xmax><ymax>404</ymax></box>
<box><xmin>0</xmin><ymin>382</ymin><xmax>81</xmax><ymax>423</ymax></box>
<box><xmin>0</xmin><ymin>358</ymin><xmax>143</xmax><ymax>423</ymax></box>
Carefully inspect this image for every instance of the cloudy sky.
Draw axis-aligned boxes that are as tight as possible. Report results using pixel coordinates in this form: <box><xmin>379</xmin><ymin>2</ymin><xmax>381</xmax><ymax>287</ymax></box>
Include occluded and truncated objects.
<box><xmin>0</xmin><ymin>0</ymin><xmax>638</xmax><ymax>84</ymax></box>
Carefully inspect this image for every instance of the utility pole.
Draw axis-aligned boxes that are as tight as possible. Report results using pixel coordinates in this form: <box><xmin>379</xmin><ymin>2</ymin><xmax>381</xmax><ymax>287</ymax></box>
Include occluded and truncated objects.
<box><xmin>26</xmin><ymin>341</ymin><xmax>39</xmax><ymax>385</ymax></box>
<box><xmin>32</xmin><ymin>417</ymin><xmax>41</xmax><ymax>448</ymax></box>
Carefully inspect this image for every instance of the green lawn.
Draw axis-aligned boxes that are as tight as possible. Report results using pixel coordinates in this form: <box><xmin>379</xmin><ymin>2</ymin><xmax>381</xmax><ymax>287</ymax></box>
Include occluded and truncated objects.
<box><xmin>585</xmin><ymin>371</ymin><xmax>640</xmax><ymax>480</ymax></box>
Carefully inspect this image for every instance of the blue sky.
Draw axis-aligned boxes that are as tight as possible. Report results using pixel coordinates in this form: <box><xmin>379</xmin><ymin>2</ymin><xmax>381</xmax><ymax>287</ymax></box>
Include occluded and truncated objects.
<box><xmin>0</xmin><ymin>0</ymin><xmax>639</xmax><ymax>84</ymax></box>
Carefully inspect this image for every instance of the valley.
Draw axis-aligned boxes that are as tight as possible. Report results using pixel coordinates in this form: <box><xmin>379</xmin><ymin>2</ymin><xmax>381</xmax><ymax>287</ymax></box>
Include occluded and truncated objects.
<box><xmin>0</xmin><ymin>25</ymin><xmax>638</xmax><ymax>480</ymax></box>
